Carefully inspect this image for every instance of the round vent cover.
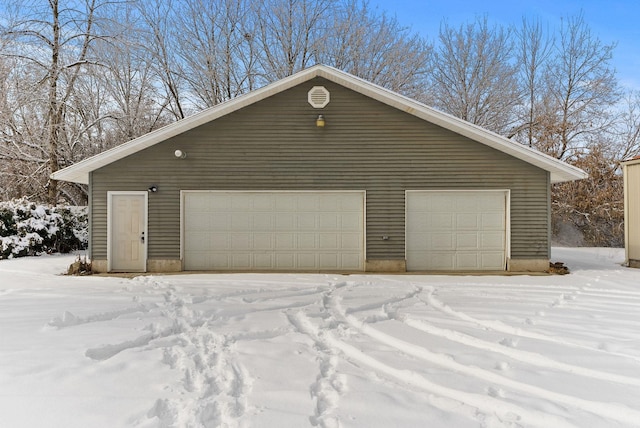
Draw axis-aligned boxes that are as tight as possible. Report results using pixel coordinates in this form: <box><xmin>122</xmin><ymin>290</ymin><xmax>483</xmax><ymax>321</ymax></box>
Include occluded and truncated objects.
<box><xmin>308</xmin><ymin>86</ymin><xmax>330</xmax><ymax>108</ymax></box>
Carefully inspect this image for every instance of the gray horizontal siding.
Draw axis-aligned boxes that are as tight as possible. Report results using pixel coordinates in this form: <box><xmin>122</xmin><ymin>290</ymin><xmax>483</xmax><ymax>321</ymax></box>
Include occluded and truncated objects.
<box><xmin>91</xmin><ymin>77</ymin><xmax>549</xmax><ymax>262</ymax></box>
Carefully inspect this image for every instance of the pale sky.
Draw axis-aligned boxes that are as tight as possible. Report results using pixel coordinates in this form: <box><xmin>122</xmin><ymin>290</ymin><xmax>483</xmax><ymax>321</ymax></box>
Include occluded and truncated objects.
<box><xmin>373</xmin><ymin>0</ymin><xmax>640</xmax><ymax>90</ymax></box>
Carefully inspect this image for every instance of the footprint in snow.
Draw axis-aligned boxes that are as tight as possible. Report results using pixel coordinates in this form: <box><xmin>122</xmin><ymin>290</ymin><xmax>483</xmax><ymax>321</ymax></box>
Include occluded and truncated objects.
<box><xmin>499</xmin><ymin>338</ymin><xmax>519</xmax><ymax>348</ymax></box>
<box><xmin>486</xmin><ymin>386</ymin><xmax>505</xmax><ymax>398</ymax></box>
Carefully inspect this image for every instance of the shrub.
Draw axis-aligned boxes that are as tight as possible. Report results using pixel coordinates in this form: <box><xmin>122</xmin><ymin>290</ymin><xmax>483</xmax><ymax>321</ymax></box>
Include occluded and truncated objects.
<box><xmin>0</xmin><ymin>198</ymin><xmax>88</xmax><ymax>259</ymax></box>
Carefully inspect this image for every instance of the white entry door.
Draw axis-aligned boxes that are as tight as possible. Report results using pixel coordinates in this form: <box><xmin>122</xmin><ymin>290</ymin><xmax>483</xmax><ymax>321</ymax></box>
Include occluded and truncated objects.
<box><xmin>406</xmin><ymin>190</ymin><xmax>508</xmax><ymax>271</ymax></box>
<box><xmin>183</xmin><ymin>191</ymin><xmax>365</xmax><ymax>271</ymax></box>
<box><xmin>108</xmin><ymin>192</ymin><xmax>147</xmax><ymax>272</ymax></box>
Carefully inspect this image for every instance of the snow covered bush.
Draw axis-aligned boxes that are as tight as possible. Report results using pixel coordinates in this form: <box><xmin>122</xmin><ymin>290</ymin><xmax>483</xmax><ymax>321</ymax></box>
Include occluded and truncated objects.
<box><xmin>0</xmin><ymin>198</ymin><xmax>88</xmax><ymax>259</ymax></box>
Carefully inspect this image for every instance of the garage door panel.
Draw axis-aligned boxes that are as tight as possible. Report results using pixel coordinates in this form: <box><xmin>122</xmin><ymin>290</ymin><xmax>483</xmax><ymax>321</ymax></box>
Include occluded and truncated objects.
<box><xmin>482</xmin><ymin>232</ymin><xmax>506</xmax><ymax>249</ymax></box>
<box><xmin>231</xmin><ymin>254</ymin><xmax>251</xmax><ymax>269</ymax></box>
<box><xmin>231</xmin><ymin>196</ymin><xmax>251</xmax><ymax>210</ymax></box>
<box><xmin>254</xmin><ymin>253</ymin><xmax>273</xmax><ymax>269</ymax></box>
<box><xmin>457</xmin><ymin>253</ymin><xmax>481</xmax><ymax>269</ymax></box>
<box><xmin>210</xmin><ymin>233</ymin><xmax>229</xmax><ymax>251</ymax></box>
<box><xmin>456</xmin><ymin>197</ymin><xmax>478</xmax><ymax>211</ymax></box>
<box><xmin>253</xmin><ymin>194</ymin><xmax>275</xmax><ymax>210</ymax></box>
<box><xmin>297</xmin><ymin>233</ymin><xmax>317</xmax><ymax>250</ymax></box>
<box><xmin>481</xmin><ymin>252</ymin><xmax>506</xmax><ymax>269</ymax></box>
<box><xmin>276</xmin><ymin>253</ymin><xmax>295</xmax><ymax>269</ymax></box>
<box><xmin>430</xmin><ymin>253</ymin><xmax>455</xmax><ymax>270</ymax></box>
<box><xmin>456</xmin><ymin>233</ymin><xmax>479</xmax><ymax>249</ymax></box>
<box><xmin>275</xmin><ymin>213</ymin><xmax>295</xmax><ymax>230</ymax></box>
<box><xmin>320</xmin><ymin>253</ymin><xmax>338</xmax><ymax>269</ymax></box>
<box><xmin>319</xmin><ymin>233</ymin><xmax>339</xmax><ymax>249</ymax></box>
<box><xmin>431</xmin><ymin>213</ymin><xmax>453</xmax><ymax>229</ymax></box>
<box><xmin>341</xmin><ymin>213</ymin><xmax>363</xmax><ymax>230</ymax></box>
<box><xmin>184</xmin><ymin>191</ymin><xmax>364</xmax><ymax>271</ymax></box>
<box><xmin>232</xmin><ymin>234</ymin><xmax>252</xmax><ymax>250</ymax></box>
<box><xmin>211</xmin><ymin>214</ymin><xmax>230</xmax><ymax>229</ymax></box>
<box><xmin>186</xmin><ymin>232</ymin><xmax>209</xmax><ymax>251</ymax></box>
<box><xmin>341</xmin><ymin>233</ymin><xmax>362</xmax><ymax>249</ymax></box>
<box><xmin>297</xmin><ymin>194</ymin><xmax>319</xmax><ymax>211</ymax></box>
<box><xmin>232</xmin><ymin>213</ymin><xmax>250</xmax><ymax>229</ymax></box>
<box><xmin>407</xmin><ymin>191</ymin><xmax>507</xmax><ymax>271</ymax></box>
<box><xmin>253</xmin><ymin>214</ymin><xmax>274</xmax><ymax>229</ymax></box>
<box><xmin>319</xmin><ymin>213</ymin><xmax>338</xmax><ymax>229</ymax></box>
<box><xmin>276</xmin><ymin>234</ymin><xmax>295</xmax><ymax>250</ymax></box>
<box><xmin>479</xmin><ymin>194</ymin><xmax>505</xmax><ymax>210</ymax></box>
<box><xmin>482</xmin><ymin>212</ymin><xmax>505</xmax><ymax>229</ymax></box>
<box><xmin>253</xmin><ymin>233</ymin><xmax>273</xmax><ymax>250</ymax></box>
<box><xmin>297</xmin><ymin>253</ymin><xmax>317</xmax><ymax>269</ymax></box>
<box><xmin>431</xmin><ymin>233</ymin><xmax>454</xmax><ymax>250</ymax></box>
<box><xmin>297</xmin><ymin>213</ymin><xmax>317</xmax><ymax>230</ymax></box>
<box><xmin>456</xmin><ymin>213</ymin><xmax>480</xmax><ymax>229</ymax></box>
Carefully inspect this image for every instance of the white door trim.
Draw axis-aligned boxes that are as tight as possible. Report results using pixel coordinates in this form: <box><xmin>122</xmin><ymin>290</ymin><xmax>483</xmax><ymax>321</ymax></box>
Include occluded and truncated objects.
<box><xmin>180</xmin><ymin>190</ymin><xmax>367</xmax><ymax>270</ymax></box>
<box><xmin>107</xmin><ymin>191</ymin><xmax>148</xmax><ymax>272</ymax></box>
<box><xmin>405</xmin><ymin>189</ymin><xmax>510</xmax><ymax>270</ymax></box>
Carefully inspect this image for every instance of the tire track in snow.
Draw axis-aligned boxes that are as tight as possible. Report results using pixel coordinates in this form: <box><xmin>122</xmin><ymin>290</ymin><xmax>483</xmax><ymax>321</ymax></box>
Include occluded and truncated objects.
<box><xmin>366</xmin><ymin>285</ymin><xmax>640</xmax><ymax>388</ymax></box>
<box><xmin>330</xmin><ymin>282</ymin><xmax>640</xmax><ymax>386</ymax></box>
<box><xmin>289</xmin><ymin>310</ymin><xmax>576</xmax><ymax>428</ymax></box>
<box><xmin>422</xmin><ymin>286</ymin><xmax>640</xmax><ymax>364</ymax></box>
<box><xmin>326</xmin><ymin>291</ymin><xmax>640</xmax><ymax>427</ymax></box>
<box><xmin>391</xmin><ymin>311</ymin><xmax>640</xmax><ymax>387</ymax></box>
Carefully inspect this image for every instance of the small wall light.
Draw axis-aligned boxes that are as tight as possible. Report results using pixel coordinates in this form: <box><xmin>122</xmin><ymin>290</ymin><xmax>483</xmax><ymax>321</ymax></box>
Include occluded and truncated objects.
<box><xmin>174</xmin><ymin>149</ymin><xmax>187</xmax><ymax>159</ymax></box>
<box><xmin>316</xmin><ymin>114</ymin><xmax>325</xmax><ymax>128</ymax></box>
<box><xmin>148</xmin><ymin>185</ymin><xmax>158</xmax><ymax>193</ymax></box>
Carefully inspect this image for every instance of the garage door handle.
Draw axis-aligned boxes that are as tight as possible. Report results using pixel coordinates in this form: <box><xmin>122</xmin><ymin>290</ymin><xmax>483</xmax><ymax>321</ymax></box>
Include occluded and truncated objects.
<box><xmin>141</xmin><ymin>232</ymin><xmax>145</xmax><ymax>244</ymax></box>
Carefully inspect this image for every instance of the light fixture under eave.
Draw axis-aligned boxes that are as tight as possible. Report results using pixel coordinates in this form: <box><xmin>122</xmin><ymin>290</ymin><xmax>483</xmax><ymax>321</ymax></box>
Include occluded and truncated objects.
<box><xmin>174</xmin><ymin>149</ymin><xmax>187</xmax><ymax>159</ymax></box>
<box><xmin>316</xmin><ymin>114</ymin><xmax>325</xmax><ymax>128</ymax></box>
<box><xmin>148</xmin><ymin>185</ymin><xmax>158</xmax><ymax>193</ymax></box>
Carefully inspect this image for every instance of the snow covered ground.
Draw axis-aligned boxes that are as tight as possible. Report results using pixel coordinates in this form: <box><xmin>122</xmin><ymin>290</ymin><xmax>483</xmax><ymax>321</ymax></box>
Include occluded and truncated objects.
<box><xmin>1</xmin><ymin>248</ymin><xmax>640</xmax><ymax>428</ymax></box>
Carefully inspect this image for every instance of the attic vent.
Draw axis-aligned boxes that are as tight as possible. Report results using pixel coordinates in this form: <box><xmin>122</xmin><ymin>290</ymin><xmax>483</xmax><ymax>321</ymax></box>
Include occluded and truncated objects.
<box><xmin>308</xmin><ymin>86</ymin><xmax>330</xmax><ymax>108</ymax></box>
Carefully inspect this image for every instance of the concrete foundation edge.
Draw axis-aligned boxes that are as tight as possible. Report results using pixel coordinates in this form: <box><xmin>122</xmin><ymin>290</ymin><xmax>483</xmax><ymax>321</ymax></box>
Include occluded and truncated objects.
<box><xmin>92</xmin><ymin>258</ymin><xmax>548</xmax><ymax>274</ymax></box>
<box><xmin>629</xmin><ymin>259</ymin><xmax>640</xmax><ymax>268</ymax></box>
<box><xmin>507</xmin><ymin>258</ymin><xmax>549</xmax><ymax>272</ymax></box>
<box><xmin>365</xmin><ymin>259</ymin><xmax>407</xmax><ymax>272</ymax></box>
<box><xmin>91</xmin><ymin>259</ymin><xmax>182</xmax><ymax>273</ymax></box>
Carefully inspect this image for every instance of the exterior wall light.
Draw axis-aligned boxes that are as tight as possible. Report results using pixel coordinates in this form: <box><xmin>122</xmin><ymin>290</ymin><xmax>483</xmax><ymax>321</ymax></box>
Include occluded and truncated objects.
<box><xmin>148</xmin><ymin>185</ymin><xmax>158</xmax><ymax>192</ymax></box>
<box><xmin>174</xmin><ymin>149</ymin><xmax>187</xmax><ymax>159</ymax></box>
<box><xmin>316</xmin><ymin>114</ymin><xmax>325</xmax><ymax>127</ymax></box>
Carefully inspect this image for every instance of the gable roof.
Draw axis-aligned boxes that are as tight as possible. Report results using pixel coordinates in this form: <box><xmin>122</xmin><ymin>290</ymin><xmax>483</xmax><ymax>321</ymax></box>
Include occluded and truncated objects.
<box><xmin>52</xmin><ymin>64</ymin><xmax>586</xmax><ymax>184</ymax></box>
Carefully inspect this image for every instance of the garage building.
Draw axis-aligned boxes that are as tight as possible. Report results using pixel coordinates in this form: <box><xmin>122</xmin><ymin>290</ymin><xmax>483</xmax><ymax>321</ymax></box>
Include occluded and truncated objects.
<box><xmin>52</xmin><ymin>65</ymin><xmax>586</xmax><ymax>273</ymax></box>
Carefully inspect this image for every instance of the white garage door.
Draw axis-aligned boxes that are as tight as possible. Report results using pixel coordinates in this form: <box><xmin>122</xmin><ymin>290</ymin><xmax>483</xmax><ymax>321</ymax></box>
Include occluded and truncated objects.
<box><xmin>406</xmin><ymin>190</ymin><xmax>508</xmax><ymax>271</ymax></box>
<box><xmin>183</xmin><ymin>191</ymin><xmax>365</xmax><ymax>271</ymax></box>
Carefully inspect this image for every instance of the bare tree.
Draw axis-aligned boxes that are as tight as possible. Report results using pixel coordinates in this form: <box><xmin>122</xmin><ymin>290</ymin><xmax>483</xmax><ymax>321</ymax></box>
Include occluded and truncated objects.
<box><xmin>513</xmin><ymin>17</ymin><xmax>553</xmax><ymax>146</ymax></box>
<box><xmin>539</xmin><ymin>13</ymin><xmax>619</xmax><ymax>161</ymax></box>
<box><xmin>96</xmin><ymin>3</ymin><xmax>171</xmax><ymax>142</ymax></box>
<box><xmin>255</xmin><ymin>0</ymin><xmax>335</xmax><ymax>80</ymax></box>
<box><xmin>136</xmin><ymin>0</ymin><xmax>188</xmax><ymax>120</ymax></box>
<box><xmin>429</xmin><ymin>17</ymin><xmax>521</xmax><ymax>134</ymax></box>
<box><xmin>1</xmin><ymin>0</ymin><xmax>111</xmax><ymax>203</ymax></box>
<box><xmin>616</xmin><ymin>91</ymin><xmax>640</xmax><ymax>161</ymax></box>
<box><xmin>320</xmin><ymin>0</ymin><xmax>432</xmax><ymax>100</ymax></box>
<box><xmin>175</xmin><ymin>0</ymin><xmax>258</xmax><ymax>108</ymax></box>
